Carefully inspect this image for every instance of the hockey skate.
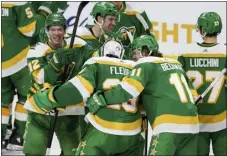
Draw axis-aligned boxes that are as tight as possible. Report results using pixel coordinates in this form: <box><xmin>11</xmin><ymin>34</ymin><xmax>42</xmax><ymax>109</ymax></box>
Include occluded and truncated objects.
<box><xmin>6</xmin><ymin>129</ymin><xmax>24</xmax><ymax>151</ymax></box>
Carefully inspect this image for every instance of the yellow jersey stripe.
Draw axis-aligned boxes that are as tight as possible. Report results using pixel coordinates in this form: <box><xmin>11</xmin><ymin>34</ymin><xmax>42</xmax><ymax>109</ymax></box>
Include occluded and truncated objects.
<box><xmin>2</xmin><ymin>46</ymin><xmax>30</xmax><ymax>69</ymax></box>
<box><xmin>91</xmin><ymin>114</ymin><xmax>142</xmax><ymax>130</ymax></box>
<box><xmin>152</xmin><ymin>59</ymin><xmax>181</xmax><ymax>64</ymax></box>
<box><xmin>2</xmin><ymin>107</ymin><xmax>10</xmax><ymax>116</ymax></box>
<box><xmin>15</xmin><ymin>103</ymin><xmax>27</xmax><ymax>113</ymax></box>
<box><xmin>163</xmin><ymin>55</ymin><xmax>178</xmax><ymax>60</ymax></box>
<box><xmin>80</xmin><ymin>35</ymin><xmax>96</xmax><ymax>40</ymax></box>
<box><xmin>199</xmin><ymin>110</ymin><xmax>226</xmax><ymax>124</ymax></box>
<box><xmin>122</xmin><ymin>77</ymin><xmax>144</xmax><ymax>93</ymax></box>
<box><xmin>28</xmin><ymin>97</ymin><xmax>45</xmax><ymax>114</ymax></box>
<box><xmin>18</xmin><ymin>21</ymin><xmax>36</xmax><ymax>34</ymax></box>
<box><xmin>124</xmin><ymin>11</ymin><xmax>140</xmax><ymax>15</ymax></box>
<box><xmin>152</xmin><ymin>114</ymin><xmax>199</xmax><ymax>128</ymax></box>
<box><xmin>96</xmin><ymin>60</ymin><xmax>133</xmax><ymax>69</ymax></box>
<box><xmin>182</xmin><ymin>53</ymin><xmax>226</xmax><ymax>57</ymax></box>
<box><xmin>76</xmin><ymin>75</ymin><xmax>94</xmax><ymax>94</ymax></box>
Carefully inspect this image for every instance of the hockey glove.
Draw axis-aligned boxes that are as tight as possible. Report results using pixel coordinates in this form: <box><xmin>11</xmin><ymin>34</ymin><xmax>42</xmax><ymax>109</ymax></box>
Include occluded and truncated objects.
<box><xmin>38</xmin><ymin>2</ymin><xmax>58</xmax><ymax>17</ymax></box>
<box><xmin>32</xmin><ymin>86</ymin><xmax>60</xmax><ymax>114</ymax></box>
<box><xmin>49</xmin><ymin>48</ymin><xmax>74</xmax><ymax>72</ymax></box>
<box><xmin>86</xmin><ymin>90</ymin><xmax>107</xmax><ymax>114</ymax></box>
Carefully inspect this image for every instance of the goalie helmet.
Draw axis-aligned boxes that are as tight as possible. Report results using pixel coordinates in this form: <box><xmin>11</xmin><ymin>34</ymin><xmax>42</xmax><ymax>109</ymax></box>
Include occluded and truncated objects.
<box><xmin>45</xmin><ymin>13</ymin><xmax>67</xmax><ymax>31</ymax></box>
<box><xmin>91</xmin><ymin>2</ymin><xmax>118</xmax><ymax>20</ymax></box>
<box><xmin>101</xmin><ymin>39</ymin><xmax>124</xmax><ymax>59</ymax></box>
<box><xmin>197</xmin><ymin>12</ymin><xmax>222</xmax><ymax>36</ymax></box>
<box><xmin>130</xmin><ymin>35</ymin><xmax>159</xmax><ymax>57</ymax></box>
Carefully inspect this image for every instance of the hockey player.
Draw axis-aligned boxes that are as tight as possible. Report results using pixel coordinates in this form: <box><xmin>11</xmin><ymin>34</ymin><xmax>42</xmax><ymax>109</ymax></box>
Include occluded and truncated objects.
<box><xmin>1</xmin><ymin>1</ymin><xmax>66</xmax><ymax>151</ymax></box>
<box><xmin>24</xmin><ymin>39</ymin><xmax>144</xmax><ymax>155</ymax></box>
<box><xmin>178</xmin><ymin>12</ymin><xmax>226</xmax><ymax>155</ymax></box>
<box><xmin>86</xmin><ymin>35</ymin><xmax>200</xmax><ymax>155</ymax></box>
<box><xmin>67</xmin><ymin>2</ymin><xmax>120</xmax><ymax>135</ymax></box>
<box><xmin>68</xmin><ymin>2</ymin><xmax>118</xmax><ymax>50</ymax></box>
<box><xmin>23</xmin><ymin>13</ymin><xmax>97</xmax><ymax>155</ymax></box>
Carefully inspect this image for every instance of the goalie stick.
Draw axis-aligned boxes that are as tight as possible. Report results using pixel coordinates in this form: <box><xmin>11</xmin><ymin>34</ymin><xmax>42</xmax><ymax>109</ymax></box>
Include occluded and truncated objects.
<box><xmin>195</xmin><ymin>68</ymin><xmax>226</xmax><ymax>105</ymax></box>
<box><xmin>46</xmin><ymin>2</ymin><xmax>89</xmax><ymax>155</ymax></box>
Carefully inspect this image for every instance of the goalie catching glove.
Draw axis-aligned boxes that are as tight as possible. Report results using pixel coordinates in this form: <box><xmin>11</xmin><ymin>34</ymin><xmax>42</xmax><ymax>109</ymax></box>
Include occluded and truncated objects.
<box><xmin>86</xmin><ymin>90</ymin><xmax>107</xmax><ymax>114</ymax></box>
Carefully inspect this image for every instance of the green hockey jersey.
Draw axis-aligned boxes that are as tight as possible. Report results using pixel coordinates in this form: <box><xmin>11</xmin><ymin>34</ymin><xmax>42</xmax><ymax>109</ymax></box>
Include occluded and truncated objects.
<box><xmin>24</xmin><ymin>37</ymin><xmax>96</xmax><ymax>116</ymax></box>
<box><xmin>102</xmin><ymin>57</ymin><xmax>199</xmax><ymax>135</ymax></box>
<box><xmin>51</xmin><ymin>57</ymin><xmax>142</xmax><ymax>135</ymax></box>
<box><xmin>113</xmin><ymin>2</ymin><xmax>152</xmax><ymax>40</ymax></box>
<box><xmin>1</xmin><ymin>2</ymin><xmax>58</xmax><ymax>77</ymax></box>
<box><xmin>112</xmin><ymin>2</ymin><xmax>152</xmax><ymax>59</ymax></box>
<box><xmin>178</xmin><ymin>43</ymin><xmax>226</xmax><ymax>132</ymax></box>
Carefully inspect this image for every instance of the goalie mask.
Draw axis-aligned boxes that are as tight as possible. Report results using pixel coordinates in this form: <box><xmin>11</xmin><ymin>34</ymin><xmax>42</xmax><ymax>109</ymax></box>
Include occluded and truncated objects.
<box><xmin>101</xmin><ymin>40</ymin><xmax>124</xmax><ymax>59</ymax></box>
<box><xmin>131</xmin><ymin>35</ymin><xmax>159</xmax><ymax>57</ymax></box>
<box><xmin>196</xmin><ymin>12</ymin><xmax>222</xmax><ymax>37</ymax></box>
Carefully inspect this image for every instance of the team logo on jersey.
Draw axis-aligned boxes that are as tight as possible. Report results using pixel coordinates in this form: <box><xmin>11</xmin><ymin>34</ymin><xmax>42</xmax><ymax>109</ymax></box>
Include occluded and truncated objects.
<box><xmin>117</xmin><ymin>26</ymin><xmax>136</xmax><ymax>45</ymax></box>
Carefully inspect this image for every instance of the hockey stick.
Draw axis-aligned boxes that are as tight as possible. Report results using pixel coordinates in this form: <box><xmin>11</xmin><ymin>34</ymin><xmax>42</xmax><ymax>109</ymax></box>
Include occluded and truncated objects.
<box><xmin>195</xmin><ymin>68</ymin><xmax>227</xmax><ymax>105</ymax></box>
<box><xmin>46</xmin><ymin>109</ymin><xmax>59</xmax><ymax>155</ymax></box>
<box><xmin>63</xmin><ymin>1</ymin><xmax>89</xmax><ymax>82</ymax></box>
<box><xmin>46</xmin><ymin>2</ymin><xmax>89</xmax><ymax>155</ymax></box>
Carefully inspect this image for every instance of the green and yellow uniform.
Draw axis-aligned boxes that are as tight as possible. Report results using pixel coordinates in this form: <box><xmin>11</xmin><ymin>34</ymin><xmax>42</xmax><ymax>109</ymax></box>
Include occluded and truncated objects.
<box><xmin>101</xmin><ymin>57</ymin><xmax>199</xmax><ymax>155</ymax></box>
<box><xmin>23</xmin><ymin>36</ymin><xmax>96</xmax><ymax>155</ymax></box>
<box><xmin>178</xmin><ymin>43</ymin><xmax>226</xmax><ymax>155</ymax></box>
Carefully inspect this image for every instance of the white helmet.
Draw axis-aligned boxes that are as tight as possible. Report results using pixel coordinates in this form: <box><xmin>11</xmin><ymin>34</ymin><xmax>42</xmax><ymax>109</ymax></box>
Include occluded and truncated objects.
<box><xmin>101</xmin><ymin>40</ymin><xmax>125</xmax><ymax>59</ymax></box>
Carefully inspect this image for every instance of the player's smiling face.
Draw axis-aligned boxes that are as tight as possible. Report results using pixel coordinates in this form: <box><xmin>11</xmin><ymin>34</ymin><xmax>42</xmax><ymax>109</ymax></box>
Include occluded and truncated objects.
<box><xmin>103</xmin><ymin>15</ymin><xmax>116</xmax><ymax>32</ymax></box>
<box><xmin>48</xmin><ymin>26</ymin><xmax>65</xmax><ymax>46</ymax></box>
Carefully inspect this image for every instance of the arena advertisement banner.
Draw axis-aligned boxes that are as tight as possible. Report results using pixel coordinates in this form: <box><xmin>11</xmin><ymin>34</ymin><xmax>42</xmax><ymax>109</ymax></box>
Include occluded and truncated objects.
<box><xmin>63</xmin><ymin>2</ymin><xmax>226</xmax><ymax>56</ymax></box>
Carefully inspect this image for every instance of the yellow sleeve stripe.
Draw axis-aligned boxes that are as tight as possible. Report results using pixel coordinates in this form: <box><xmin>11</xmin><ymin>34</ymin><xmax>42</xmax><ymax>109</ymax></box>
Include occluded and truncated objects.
<box><xmin>32</xmin><ymin>70</ymin><xmax>41</xmax><ymax>82</ymax></box>
<box><xmin>18</xmin><ymin>21</ymin><xmax>36</xmax><ymax>35</ymax></box>
<box><xmin>1</xmin><ymin>3</ymin><xmax>15</xmax><ymax>7</ymax></box>
<box><xmin>2</xmin><ymin>107</ymin><xmax>10</xmax><ymax>116</ymax></box>
<box><xmin>48</xmin><ymin>88</ymin><xmax>57</xmax><ymax>103</ymax></box>
<box><xmin>92</xmin><ymin>51</ymin><xmax>99</xmax><ymax>57</ymax></box>
<box><xmin>15</xmin><ymin>103</ymin><xmax>27</xmax><ymax>113</ymax></box>
<box><xmin>124</xmin><ymin>10</ymin><xmax>140</xmax><ymax>15</ymax></box>
<box><xmin>80</xmin><ymin>35</ymin><xmax>96</xmax><ymax>40</ymax></box>
<box><xmin>28</xmin><ymin>97</ymin><xmax>45</xmax><ymax>114</ymax></box>
<box><xmin>2</xmin><ymin>46</ymin><xmax>30</xmax><ymax>69</ymax></box>
<box><xmin>122</xmin><ymin>77</ymin><xmax>144</xmax><ymax>93</ymax></box>
<box><xmin>76</xmin><ymin>75</ymin><xmax>94</xmax><ymax>94</ymax></box>
<box><xmin>152</xmin><ymin>114</ymin><xmax>199</xmax><ymax>129</ymax></box>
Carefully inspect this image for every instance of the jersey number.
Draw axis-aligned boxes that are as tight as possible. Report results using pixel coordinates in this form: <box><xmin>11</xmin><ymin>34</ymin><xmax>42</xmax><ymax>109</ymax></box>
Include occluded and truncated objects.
<box><xmin>25</xmin><ymin>7</ymin><xmax>33</xmax><ymax>18</ymax></box>
<box><xmin>170</xmin><ymin>73</ymin><xmax>194</xmax><ymax>103</ymax></box>
<box><xmin>28</xmin><ymin>60</ymin><xmax>40</xmax><ymax>72</ymax></box>
<box><xmin>187</xmin><ymin>70</ymin><xmax>225</xmax><ymax>104</ymax></box>
<box><xmin>103</xmin><ymin>79</ymin><xmax>138</xmax><ymax>113</ymax></box>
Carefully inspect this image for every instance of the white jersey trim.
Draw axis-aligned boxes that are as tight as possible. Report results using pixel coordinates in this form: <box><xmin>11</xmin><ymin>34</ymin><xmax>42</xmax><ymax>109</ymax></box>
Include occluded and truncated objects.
<box><xmin>85</xmin><ymin>113</ymin><xmax>141</xmax><ymax>136</ymax></box>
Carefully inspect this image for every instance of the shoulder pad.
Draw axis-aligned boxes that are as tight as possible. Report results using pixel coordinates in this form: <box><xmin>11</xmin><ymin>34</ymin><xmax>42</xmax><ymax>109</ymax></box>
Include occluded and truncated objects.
<box><xmin>83</xmin><ymin>57</ymin><xmax>134</xmax><ymax>69</ymax></box>
<box><xmin>27</xmin><ymin>42</ymin><xmax>52</xmax><ymax>58</ymax></box>
<box><xmin>65</xmin><ymin>36</ymin><xmax>87</xmax><ymax>48</ymax></box>
<box><xmin>2</xmin><ymin>2</ymin><xmax>27</xmax><ymax>7</ymax></box>
<box><xmin>123</xmin><ymin>2</ymin><xmax>144</xmax><ymax>15</ymax></box>
<box><xmin>136</xmin><ymin>57</ymin><xmax>181</xmax><ymax>65</ymax></box>
<box><xmin>180</xmin><ymin>43</ymin><xmax>226</xmax><ymax>58</ymax></box>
